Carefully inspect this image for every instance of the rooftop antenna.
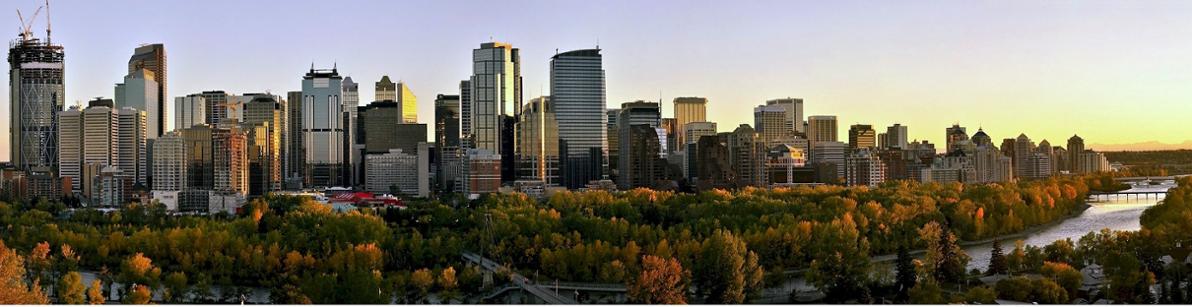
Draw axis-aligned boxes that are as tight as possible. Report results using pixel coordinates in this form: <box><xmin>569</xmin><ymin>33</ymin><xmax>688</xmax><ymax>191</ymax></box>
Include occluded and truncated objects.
<box><xmin>596</xmin><ymin>37</ymin><xmax>600</xmax><ymax>50</ymax></box>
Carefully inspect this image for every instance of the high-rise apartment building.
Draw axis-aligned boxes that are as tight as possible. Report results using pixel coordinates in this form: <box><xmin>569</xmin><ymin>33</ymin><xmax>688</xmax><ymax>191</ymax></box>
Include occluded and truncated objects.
<box><xmin>174</xmin><ymin>94</ymin><xmax>206</xmax><ymax>130</ymax></box>
<box><xmin>212</xmin><ymin>126</ymin><xmax>248</xmax><ymax>196</ymax></box>
<box><xmin>729</xmin><ymin>125</ymin><xmax>768</xmax><ymax>187</ymax></box>
<box><xmin>973</xmin><ymin>144</ymin><xmax>1013</xmax><ymax>183</ymax></box>
<box><xmin>128</xmin><ymin>44</ymin><xmax>167</xmax><ymax>135</ymax></box>
<box><xmin>619</xmin><ymin>124</ymin><xmax>666</xmax><ymax>189</ymax></box>
<box><xmin>459</xmin><ymin>80</ymin><xmax>472</xmax><ymax>148</ymax></box>
<box><xmin>946</xmin><ymin>124</ymin><xmax>969</xmax><ymax>153</ymax></box>
<box><xmin>845</xmin><ymin>149</ymin><xmax>886</xmax><ymax>187</ymax></box>
<box><xmin>1067</xmin><ymin>135</ymin><xmax>1086</xmax><ymax>173</ymax></box>
<box><xmin>301</xmin><ymin>67</ymin><xmax>346</xmax><ymax>188</ymax></box>
<box><xmin>9</xmin><ymin>33</ymin><xmax>65</xmax><ymax>175</ymax></box>
<box><xmin>673</xmin><ymin>97</ymin><xmax>707</xmax><ymax>146</ymax></box>
<box><xmin>766</xmin><ymin>98</ymin><xmax>804</xmax><ymax>134</ymax></box>
<box><xmin>1013</xmin><ymin>134</ymin><xmax>1035</xmax><ymax>177</ymax></box>
<box><xmin>516</xmin><ymin>97</ymin><xmax>559</xmax><ymax>186</ymax></box>
<box><xmin>115</xmin><ymin>69</ymin><xmax>160</xmax><ymax>139</ymax></box>
<box><xmin>807</xmin><ymin>115</ymin><xmax>838</xmax><ymax>145</ymax></box>
<box><xmin>150</xmin><ymin>132</ymin><xmax>185</xmax><ymax>211</ymax></box>
<box><xmin>848</xmin><ymin>124</ymin><xmax>877</xmax><ymax>150</ymax></box>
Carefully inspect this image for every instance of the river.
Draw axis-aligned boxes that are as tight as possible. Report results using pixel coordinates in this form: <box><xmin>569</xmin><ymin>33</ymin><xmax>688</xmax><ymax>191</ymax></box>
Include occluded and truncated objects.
<box><xmin>963</xmin><ymin>181</ymin><xmax>1175</xmax><ymax>270</ymax></box>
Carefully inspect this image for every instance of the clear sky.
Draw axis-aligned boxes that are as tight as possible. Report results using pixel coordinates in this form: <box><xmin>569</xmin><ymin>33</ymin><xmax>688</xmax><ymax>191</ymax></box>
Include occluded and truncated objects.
<box><xmin>3</xmin><ymin>0</ymin><xmax>1192</xmax><ymax>161</ymax></box>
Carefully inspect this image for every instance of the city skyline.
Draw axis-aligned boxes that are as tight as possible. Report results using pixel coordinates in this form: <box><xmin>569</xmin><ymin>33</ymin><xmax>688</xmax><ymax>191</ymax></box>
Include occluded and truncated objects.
<box><xmin>2</xmin><ymin>0</ymin><xmax>1191</xmax><ymax>163</ymax></box>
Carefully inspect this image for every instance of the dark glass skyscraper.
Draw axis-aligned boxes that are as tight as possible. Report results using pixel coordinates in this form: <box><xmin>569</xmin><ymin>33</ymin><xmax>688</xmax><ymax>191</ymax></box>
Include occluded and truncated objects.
<box><xmin>550</xmin><ymin>49</ymin><xmax>606</xmax><ymax>188</ymax></box>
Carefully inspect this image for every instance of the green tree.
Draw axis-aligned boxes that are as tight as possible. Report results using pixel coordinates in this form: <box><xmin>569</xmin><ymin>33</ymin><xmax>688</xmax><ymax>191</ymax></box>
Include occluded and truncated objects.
<box><xmin>908</xmin><ymin>277</ymin><xmax>946</xmax><ymax>304</ymax></box>
<box><xmin>162</xmin><ymin>271</ymin><xmax>188</xmax><ymax>303</ymax></box>
<box><xmin>920</xmin><ymin>222</ymin><xmax>969</xmax><ymax>283</ymax></box>
<box><xmin>59</xmin><ymin>271</ymin><xmax>86</xmax><ymax>304</ymax></box>
<box><xmin>1039</xmin><ymin>261</ymin><xmax>1081</xmax><ymax>298</ymax></box>
<box><xmin>987</xmin><ymin>239</ymin><xmax>1008</xmax><ymax>275</ymax></box>
<box><xmin>894</xmin><ymin>246</ymin><xmax>916</xmax><ymax>302</ymax></box>
<box><xmin>1031</xmin><ymin>278</ymin><xmax>1070</xmax><ymax>304</ymax></box>
<box><xmin>693</xmin><ymin>230</ymin><xmax>762</xmax><ymax>303</ymax></box>
<box><xmin>964</xmin><ymin>286</ymin><xmax>997</xmax><ymax>304</ymax></box>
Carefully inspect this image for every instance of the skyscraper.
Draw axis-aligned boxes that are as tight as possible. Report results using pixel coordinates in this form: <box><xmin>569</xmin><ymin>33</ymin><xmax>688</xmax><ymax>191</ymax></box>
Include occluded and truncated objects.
<box><xmin>285</xmin><ymin>91</ymin><xmax>304</xmax><ymax>189</ymax></box>
<box><xmin>729</xmin><ymin>124</ymin><xmax>768</xmax><ymax>187</ymax></box>
<box><xmin>885</xmin><ymin>124</ymin><xmax>908</xmax><ymax>150</ymax></box>
<box><xmin>848</xmin><ymin>124</ymin><xmax>877</xmax><ymax>150</ymax></box>
<box><xmin>114</xmin><ymin>107</ymin><xmax>147</xmax><ymax>187</ymax></box>
<box><xmin>516</xmin><ymin>96</ymin><xmax>559</xmax><ymax>186</ymax></box>
<box><xmin>459</xmin><ymin>80</ymin><xmax>472</xmax><ymax>148</ymax></box>
<box><xmin>845</xmin><ymin>149</ymin><xmax>886</xmax><ymax>187</ymax></box>
<box><xmin>200</xmin><ymin>91</ymin><xmax>229</xmax><ymax>126</ymax></box>
<box><xmin>128</xmin><ymin>44</ymin><xmax>167</xmax><ymax>135</ymax></box>
<box><xmin>301</xmin><ymin>66</ymin><xmax>346</xmax><ymax>188</ymax></box>
<box><xmin>807</xmin><ymin>115</ymin><xmax>838</xmax><ymax>145</ymax></box>
<box><xmin>1013</xmin><ymin>134</ymin><xmax>1036</xmax><ymax>178</ymax></box>
<box><xmin>242</xmin><ymin>96</ymin><xmax>284</xmax><ymax>194</ymax></box>
<box><xmin>9</xmin><ymin>32</ymin><xmax>65</xmax><ymax>174</ymax></box>
<box><xmin>395</xmin><ymin>82</ymin><xmax>417</xmax><ymax>123</ymax></box>
<box><xmin>434</xmin><ymin>94</ymin><xmax>461</xmax><ymax>193</ymax></box>
<box><xmin>766</xmin><ymin>98</ymin><xmax>804</xmax><ymax>134</ymax></box>
<box><xmin>468</xmin><ymin>42</ymin><xmax>522</xmax><ymax>182</ymax></box>
<box><xmin>616</xmin><ymin>101</ymin><xmax>663</xmax><ymax>189</ymax></box>
<box><xmin>672</xmin><ymin>97</ymin><xmax>707</xmax><ymax>146</ymax></box>
<box><xmin>753</xmin><ymin>104</ymin><xmax>788</xmax><ymax>146</ymax></box>
<box><xmin>343</xmin><ymin>77</ymin><xmax>360</xmax><ymax>187</ymax></box>
<box><xmin>174</xmin><ymin>94</ymin><xmax>206</xmax><ymax>130</ymax></box>
<box><xmin>58</xmin><ymin>99</ymin><xmax>145</xmax><ymax>198</ymax></box>
<box><xmin>548</xmin><ymin>48</ymin><xmax>605</xmax><ymax>186</ymax></box>
<box><xmin>114</xmin><ymin>69</ymin><xmax>160</xmax><ymax>139</ymax></box>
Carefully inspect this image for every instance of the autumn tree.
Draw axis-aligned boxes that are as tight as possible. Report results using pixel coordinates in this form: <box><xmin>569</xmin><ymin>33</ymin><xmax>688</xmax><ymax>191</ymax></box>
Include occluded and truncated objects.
<box><xmin>0</xmin><ymin>240</ymin><xmax>49</xmax><ymax>304</ymax></box>
<box><xmin>119</xmin><ymin>253</ymin><xmax>161</xmax><ymax>291</ymax></box>
<box><xmin>127</xmin><ymin>284</ymin><xmax>152</xmax><ymax>304</ymax></box>
<box><xmin>87</xmin><ymin>280</ymin><xmax>105</xmax><ymax>304</ymax></box>
<box><xmin>162</xmin><ymin>271</ymin><xmax>188</xmax><ymax>303</ymax></box>
<box><xmin>409</xmin><ymin>268</ymin><xmax>434</xmax><ymax>302</ymax></box>
<box><xmin>627</xmin><ymin>255</ymin><xmax>688</xmax><ymax>304</ymax></box>
<box><xmin>59</xmin><ymin>271</ymin><xmax>87</xmax><ymax>304</ymax></box>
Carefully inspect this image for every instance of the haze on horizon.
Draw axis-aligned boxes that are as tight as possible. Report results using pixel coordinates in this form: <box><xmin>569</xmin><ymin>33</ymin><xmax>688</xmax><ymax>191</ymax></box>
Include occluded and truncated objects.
<box><xmin>2</xmin><ymin>0</ymin><xmax>1190</xmax><ymax>162</ymax></box>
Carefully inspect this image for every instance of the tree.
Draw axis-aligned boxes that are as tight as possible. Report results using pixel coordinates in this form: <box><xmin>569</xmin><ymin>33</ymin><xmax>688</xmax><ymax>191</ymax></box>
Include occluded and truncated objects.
<box><xmin>964</xmin><ymin>286</ymin><xmax>997</xmax><ymax>304</ymax></box>
<box><xmin>1040</xmin><ymin>261</ymin><xmax>1081</xmax><ymax>298</ymax></box>
<box><xmin>894</xmin><ymin>246</ymin><xmax>916</xmax><ymax>301</ymax></box>
<box><xmin>127</xmin><ymin>284</ymin><xmax>152</xmax><ymax>304</ymax></box>
<box><xmin>87</xmin><ymin>280</ymin><xmax>105</xmax><ymax>304</ymax></box>
<box><xmin>163</xmin><ymin>271</ymin><xmax>188</xmax><ymax>303</ymax></box>
<box><xmin>908</xmin><ymin>277</ymin><xmax>946</xmax><ymax>304</ymax></box>
<box><xmin>59</xmin><ymin>271</ymin><xmax>87</xmax><ymax>304</ymax></box>
<box><xmin>1030</xmin><ymin>278</ymin><xmax>1069</xmax><ymax>304</ymax></box>
<box><xmin>438</xmin><ymin>266</ymin><xmax>458</xmax><ymax>291</ymax></box>
<box><xmin>0</xmin><ymin>240</ymin><xmax>49</xmax><ymax>304</ymax></box>
<box><xmin>988</xmin><ymin>239</ymin><xmax>1008</xmax><ymax>276</ymax></box>
<box><xmin>693</xmin><ymin>229</ymin><xmax>762</xmax><ymax>303</ymax></box>
<box><xmin>920</xmin><ymin>222</ymin><xmax>969</xmax><ymax>283</ymax></box>
<box><xmin>120</xmin><ymin>253</ymin><xmax>161</xmax><ymax>291</ymax></box>
<box><xmin>627</xmin><ymin>255</ymin><xmax>688</xmax><ymax>304</ymax></box>
<box><xmin>409</xmin><ymin>268</ymin><xmax>434</xmax><ymax>302</ymax></box>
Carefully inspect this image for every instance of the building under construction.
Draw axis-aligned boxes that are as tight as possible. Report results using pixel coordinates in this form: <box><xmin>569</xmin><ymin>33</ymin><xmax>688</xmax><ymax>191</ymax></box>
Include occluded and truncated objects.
<box><xmin>9</xmin><ymin>2</ymin><xmax>64</xmax><ymax>187</ymax></box>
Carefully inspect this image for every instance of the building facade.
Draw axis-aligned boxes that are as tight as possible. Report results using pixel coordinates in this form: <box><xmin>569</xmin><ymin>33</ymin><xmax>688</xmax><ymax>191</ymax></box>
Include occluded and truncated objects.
<box><xmin>301</xmin><ymin>67</ymin><xmax>346</xmax><ymax>188</ymax></box>
<box><xmin>128</xmin><ymin>44</ymin><xmax>167</xmax><ymax>135</ymax></box>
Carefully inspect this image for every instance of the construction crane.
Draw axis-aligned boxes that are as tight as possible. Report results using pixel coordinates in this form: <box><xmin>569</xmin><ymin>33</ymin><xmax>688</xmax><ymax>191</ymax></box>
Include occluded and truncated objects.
<box><xmin>16</xmin><ymin>5</ymin><xmax>43</xmax><ymax>41</ymax></box>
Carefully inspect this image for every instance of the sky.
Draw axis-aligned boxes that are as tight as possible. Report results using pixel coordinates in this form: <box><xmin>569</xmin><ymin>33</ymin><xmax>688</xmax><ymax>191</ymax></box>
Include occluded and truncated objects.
<box><xmin>3</xmin><ymin>0</ymin><xmax>1192</xmax><ymax>161</ymax></box>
